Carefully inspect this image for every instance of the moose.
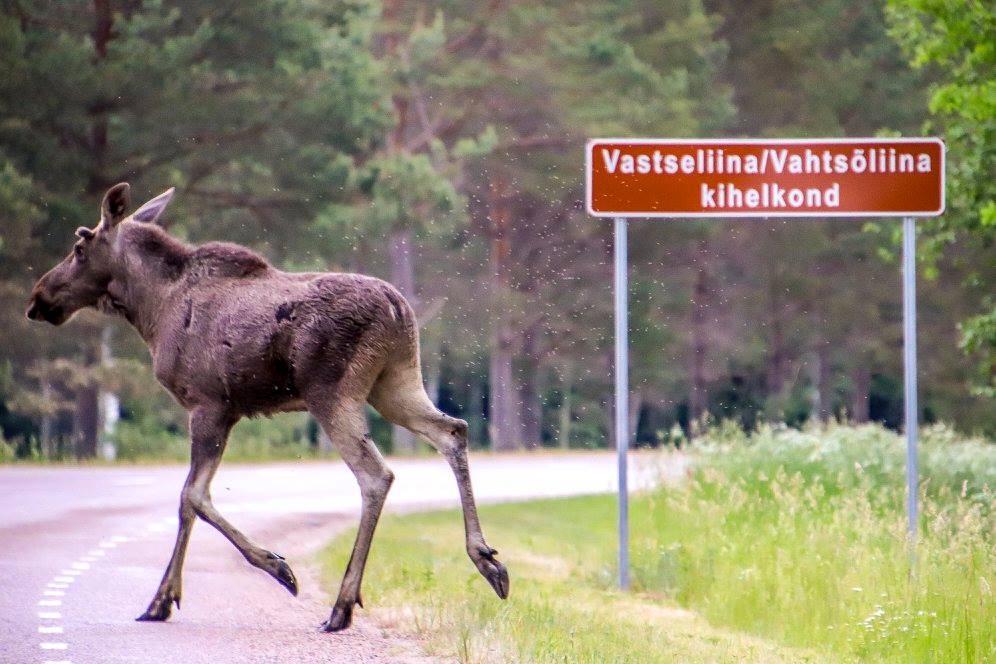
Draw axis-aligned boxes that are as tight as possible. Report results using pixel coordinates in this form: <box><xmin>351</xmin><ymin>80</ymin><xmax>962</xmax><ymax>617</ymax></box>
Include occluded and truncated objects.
<box><xmin>26</xmin><ymin>183</ymin><xmax>509</xmax><ymax>631</ymax></box>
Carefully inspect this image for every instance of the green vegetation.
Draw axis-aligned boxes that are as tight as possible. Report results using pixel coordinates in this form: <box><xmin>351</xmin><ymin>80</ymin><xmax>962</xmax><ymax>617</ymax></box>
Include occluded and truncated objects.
<box><xmin>322</xmin><ymin>424</ymin><xmax>994</xmax><ymax>663</ymax></box>
<box><xmin>887</xmin><ymin>1</ymin><xmax>995</xmax><ymax>395</ymax></box>
<box><xmin>321</xmin><ymin>499</ymin><xmax>823</xmax><ymax>664</ymax></box>
<box><xmin>112</xmin><ymin>413</ymin><xmax>319</xmax><ymax>463</ymax></box>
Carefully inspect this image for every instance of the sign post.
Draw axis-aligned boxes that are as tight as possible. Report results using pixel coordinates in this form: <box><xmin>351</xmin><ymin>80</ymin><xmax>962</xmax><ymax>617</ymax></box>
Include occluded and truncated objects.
<box><xmin>614</xmin><ymin>216</ymin><xmax>629</xmax><ymax>590</ymax></box>
<box><xmin>587</xmin><ymin>138</ymin><xmax>944</xmax><ymax>589</ymax></box>
<box><xmin>902</xmin><ymin>216</ymin><xmax>919</xmax><ymax>549</ymax></box>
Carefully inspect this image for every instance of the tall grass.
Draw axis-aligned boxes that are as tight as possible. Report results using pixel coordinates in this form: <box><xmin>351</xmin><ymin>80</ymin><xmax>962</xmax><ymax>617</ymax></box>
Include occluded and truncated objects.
<box><xmin>631</xmin><ymin>422</ymin><xmax>994</xmax><ymax>662</ymax></box>
<box><xmin>321</xmin><ymin>496</ymin><xmax>819</xmax><ymax>663</ymax></box>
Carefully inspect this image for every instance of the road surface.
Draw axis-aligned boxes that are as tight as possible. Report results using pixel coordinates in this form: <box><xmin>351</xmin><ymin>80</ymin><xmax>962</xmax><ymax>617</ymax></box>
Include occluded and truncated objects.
<box><xmin>0</xmin><ymin>452</ymin><xmax>668</xmax><ymax>664</ymax></box>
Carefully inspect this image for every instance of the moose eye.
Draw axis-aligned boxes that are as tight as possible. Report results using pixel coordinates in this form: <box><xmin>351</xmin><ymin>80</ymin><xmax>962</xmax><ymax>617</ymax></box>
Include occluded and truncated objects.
<box><xmin>74</xmin><ymin>244</ymin><xmax>85</xmax><ymax>260</ymax></box>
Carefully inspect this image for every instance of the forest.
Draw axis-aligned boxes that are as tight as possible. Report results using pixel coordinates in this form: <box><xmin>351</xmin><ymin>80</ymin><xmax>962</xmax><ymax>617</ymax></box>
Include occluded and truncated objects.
<box><xmin>0</xmin><ymin>0</ymin><xmax>992</xmax><ymax>459</ymax></box>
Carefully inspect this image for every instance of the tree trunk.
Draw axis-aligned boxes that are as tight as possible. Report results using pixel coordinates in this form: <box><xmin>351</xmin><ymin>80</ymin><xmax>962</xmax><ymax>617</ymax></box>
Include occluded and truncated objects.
<box><xmin>40</xmin><ymin>382</ymin><xmax>55</xmax><ymax>458</ymax></box>
<box><xmin>99</xmin><ymin>325</ymin><xmax>119</xmax><ymax>461</ymax></box>
<box><xmin>629</xmin><ymin>388</ymin><xmax>643</xmax><ymax>446</ymax></box>
<box><xmin>487</xmin><ymin>176</ymin><xmax>522</xmax><ymax>452</ymax></box>
<box><xmin>71</xmin><ymin>0</ymin><xmax>114</xmax><ymax>461</ymax></box>
<box><xmin>468</xmin><ymin>371</ymin><xmax>486</xmax><ymax>447</ymax></box>
<box><xmin>817</xmin><ymin>344</ymin><xmax>832</xmax><ymax>421</ymax></box>
<box><xmin>489</xmin><ymin>331</ymin><xmax>521</xmax><ymax>451</ymax></box>
<box><xmin>766</xmin><ymin>291</ymin><xmax>787</xmax><ymax>398</ymax></box>
<box><xmin>389</xmin><ymin>227</ymin><xmax>419</xmax><ymax>454</ymax></box>
<box><xmin>850</xmin><ymin>365</ymin><xmax>871</xmax><ymax>423</ymax></box>
<box><xmin>519</xmin><ymin>335</ymin><xmax>542</xmax><ymax>449</ymax></box>
<box><xmin>557</xmin><ymin>377</ymin><xmax>572</xmax><ymax>449</ymax></box>
<box><xmin>690</xmin><ymin>246</ymin><xmax>709</xmax><ymax>423</ymax></box>
<box><xmin>73</xmin><ymin>380</ymin><xmax>99</xmax><ymax>459</ymax></box>
<box><xmin>317</xmin><ymin>427</ymin><xmax>334</xmax><ymax>454</ymax></box>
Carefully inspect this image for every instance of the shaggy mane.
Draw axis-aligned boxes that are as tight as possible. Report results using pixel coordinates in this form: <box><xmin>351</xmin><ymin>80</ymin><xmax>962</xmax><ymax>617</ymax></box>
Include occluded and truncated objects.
<box><xmin>190</xmin><ymin>242</ymin><xmax>270</xmax><ymax>278</ymax></box>
<box><xmin>124</xmin><ymin>223</ymin><xmax>270</xmax><ymax>281</ymax></box>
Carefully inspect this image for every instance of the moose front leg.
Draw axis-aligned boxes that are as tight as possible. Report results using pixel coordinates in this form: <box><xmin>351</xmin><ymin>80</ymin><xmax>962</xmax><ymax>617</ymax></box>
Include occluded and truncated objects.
<box><xmin>136</xmin><ymin>467</ymin><xmax>197</xmax><ymax>621</ymax></box>
<box><xmin>138</xmin><ymin>409</ymin><xmax>233</xmax><ymax>621</ymax></box>
<box><xmin>138</xmin><ymin>408</ymin><xmax>297</xmax><ymax>623</ymax></box>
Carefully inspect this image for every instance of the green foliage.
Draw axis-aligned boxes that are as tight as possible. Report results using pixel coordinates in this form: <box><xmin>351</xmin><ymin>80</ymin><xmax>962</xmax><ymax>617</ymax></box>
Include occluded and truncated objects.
<box><xmin>0</xmin><ymin>431</ymin><xmax>15</xmax><ymax>461</ymax></box>
<box><xmin>113</xmin><ymin>412</ymin><xmax>318</xmax><ymax>463</ymax></box>
<box><xmin>887</xmin><ymin>0</ymin><xmax>996</xmax><ymax>394</ymax></box>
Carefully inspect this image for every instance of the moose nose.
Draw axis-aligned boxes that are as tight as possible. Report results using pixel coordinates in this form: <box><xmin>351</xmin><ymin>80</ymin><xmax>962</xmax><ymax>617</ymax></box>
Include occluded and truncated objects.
<box><xmin>26</xmin><ymin>296</ymin><xmax>43</xmax><ymax>321</ymax></box>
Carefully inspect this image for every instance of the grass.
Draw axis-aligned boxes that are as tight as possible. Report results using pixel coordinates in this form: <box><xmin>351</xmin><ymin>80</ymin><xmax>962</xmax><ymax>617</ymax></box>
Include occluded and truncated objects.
<box><xmin>321</xmin><ymin>496</ymin><xmax>825</xmax><ymax>663</ymax></box>
<box><xmin>320</xmin><ymin>422</ymin><xmax>994</xmax><ymax>663</ymax></box>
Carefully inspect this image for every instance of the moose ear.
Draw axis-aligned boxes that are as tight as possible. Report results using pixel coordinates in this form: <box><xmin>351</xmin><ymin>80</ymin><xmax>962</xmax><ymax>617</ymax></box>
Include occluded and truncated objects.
<box><xmin>100</xmin><ymin>182</ymin><xmax>131</xmax><ymax>228</ymax></box>
<box><xmin>132</xmin><ymin>187</ymin><xmax>176</xmax><ymax>226</ymax></box>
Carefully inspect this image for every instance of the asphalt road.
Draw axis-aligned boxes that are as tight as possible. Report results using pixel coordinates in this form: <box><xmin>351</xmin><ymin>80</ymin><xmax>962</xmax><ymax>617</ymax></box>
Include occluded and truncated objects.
<box><xmin>0</xmin><ymin>451</ymin><xmax>667</xmax><ymax>664</ymax></box>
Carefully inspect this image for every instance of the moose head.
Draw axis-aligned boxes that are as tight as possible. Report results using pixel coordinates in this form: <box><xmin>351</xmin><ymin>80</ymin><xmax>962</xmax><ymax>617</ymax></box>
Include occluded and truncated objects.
<box><xmin>26</xmin><ymin>183</ymin><xmax>175</xmax><ymax>325</ymax></box>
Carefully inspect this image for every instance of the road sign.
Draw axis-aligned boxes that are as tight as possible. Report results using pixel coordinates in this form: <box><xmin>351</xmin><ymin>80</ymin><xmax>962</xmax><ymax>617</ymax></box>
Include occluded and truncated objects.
<box><xmin>588</xmin><ymin>138</ymin><xmax>945</xmax><ymax>218</ymax></box>
<box><xmin>596</xmin><ymin>137</ymin><xmax>945</xmax><ymax>590</ymax></box>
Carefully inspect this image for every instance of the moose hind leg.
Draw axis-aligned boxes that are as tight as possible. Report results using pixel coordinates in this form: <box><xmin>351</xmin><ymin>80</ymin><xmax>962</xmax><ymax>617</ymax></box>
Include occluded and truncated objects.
<box><xmin>370</xmin><ymin>373</ymin><xmax>509</xmax><ymax>600</ymax></box>
<box><xmin>310</xmin><ymin>397</ymin><xmax>394</xmax><ymax>632</ymax></box>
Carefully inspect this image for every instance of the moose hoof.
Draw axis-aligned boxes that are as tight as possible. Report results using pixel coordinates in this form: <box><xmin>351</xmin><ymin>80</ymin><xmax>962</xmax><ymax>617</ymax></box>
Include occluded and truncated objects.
<box><xmin>136</xmin><ymin>590</ymin><xmax>179</xmax><ymax>622</ymax></box>
<box><xmin>264</xmin><ymin>551</ymin><xmax>299</xmax><ymax>596</ymax></box>
<box><xmin>320</xmin><ymin>603</ymin><xmax>354</xmax><ymax>632</ymax></box>
<box><xmin>473</xmin><ymin>546</ymin><xmax>510</xmax><ymax>599</ymax></box>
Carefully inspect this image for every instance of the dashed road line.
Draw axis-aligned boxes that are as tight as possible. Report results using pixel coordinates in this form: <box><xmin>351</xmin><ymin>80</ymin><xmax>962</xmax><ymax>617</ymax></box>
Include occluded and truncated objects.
<box><xmin>32</xmin><ymin>522</ymin><xmax>162</xmax><ymax>664</ymax></box>
<box><xmin>39</xmin><ymin>642</ymin><xmax>68</xmax><ymax>650</ymax></box>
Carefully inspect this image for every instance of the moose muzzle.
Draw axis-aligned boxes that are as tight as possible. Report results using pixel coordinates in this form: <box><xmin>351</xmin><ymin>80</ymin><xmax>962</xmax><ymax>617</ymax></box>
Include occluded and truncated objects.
<box><xmin>26</xmin><ymin>293</ymin><xmax>65</xmax><ymax>325</ymax></box>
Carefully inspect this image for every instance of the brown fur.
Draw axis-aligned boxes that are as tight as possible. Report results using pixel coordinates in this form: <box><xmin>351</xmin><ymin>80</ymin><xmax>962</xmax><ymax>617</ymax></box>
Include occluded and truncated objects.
<box><xmin>26</xmin><ymin>183</ymin><xmax>508</xmax><ymax>632</ymax></box>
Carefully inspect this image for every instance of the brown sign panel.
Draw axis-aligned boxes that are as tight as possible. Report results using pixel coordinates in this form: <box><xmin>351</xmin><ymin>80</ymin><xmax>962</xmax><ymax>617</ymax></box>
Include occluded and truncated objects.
<box><xmin>587</xmin><ymin>138</ymin><xmax>945</xmax><ymax>218</ymax></box>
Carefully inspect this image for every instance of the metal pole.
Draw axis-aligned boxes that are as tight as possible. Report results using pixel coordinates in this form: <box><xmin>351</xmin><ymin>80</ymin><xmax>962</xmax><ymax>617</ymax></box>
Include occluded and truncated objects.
<box><xmin>902</xmin><ymin>216</ymin><xmax>919</xmax><ymax>548</ymax></box>
<box><xmin>614</xmin><ymin>216</ymin><xmax>629</xmax><ymax>590</ymax></box>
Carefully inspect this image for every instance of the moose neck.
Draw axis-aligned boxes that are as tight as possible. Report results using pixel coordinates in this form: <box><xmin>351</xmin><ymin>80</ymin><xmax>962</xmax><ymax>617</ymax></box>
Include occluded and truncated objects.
<box><xmin>109</xmin><ymin>223</ymin><xmax>190</xmax><ymax>344</ymax></box>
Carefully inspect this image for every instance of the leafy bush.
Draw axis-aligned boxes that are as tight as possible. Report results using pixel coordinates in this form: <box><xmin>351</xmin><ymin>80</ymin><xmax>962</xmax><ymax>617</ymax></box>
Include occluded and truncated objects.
<box><xmin>0</xmin><ymin>432</ymin><xmax>15</xmax><ymax>461</ymax></box>
<box><xmin>113</xmin><ymin>412</ymin><xmax>321</xmax><ymax>462</ymax></box>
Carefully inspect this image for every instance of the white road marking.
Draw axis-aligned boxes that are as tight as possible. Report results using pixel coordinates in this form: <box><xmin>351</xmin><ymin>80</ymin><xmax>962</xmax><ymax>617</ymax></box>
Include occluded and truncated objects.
<box><xmin>70</xmin><ymin>562</ymin><xmax>89</xmax><ymax>570</ymax></box>
<box><xmin>38</xmin><ymin>600</ymin><xmax>62</xmax><ymax>607</ymax></box>
<box><xmin>47</xmin><ymin>582</ymin><xmax>69</xmax><ymax>589</ymax></box>
<box><xmin>39</xmin><ymin>642</ymin><xmax>68</xmax><ymax>650</ymax></box>
<box><xmin>86</xmin><ymin>549</ymin><xmax>105</xmax><ymax>557</ymax></box>
<box><xmin>109</xmin><ymin>535</ymin><xmax>129</xmax><ymax>543</ymax></box>
<box><xmin>79</xmin><ymin>557</ymin><xmax>97</xmax><ymax>563</ymax></box>
<box><xmin>54</xmin><ymin>576</ymin><xmax>74</xmax><ymax>583</ymax></box>
<box><xmin>97</xmin><ymin>541</ymin><xmax>116</xmax><ymax>549</ymax></box>
<box><xmin>42</xmin><ymin>590</ymin><xmax>65</xmax><ymax>597</ymax></box>
<box><xmin>38</xmin><ymin>625</ymin><xmax>64</xmax><ymax>634</ymax></box>
<box><xmin>42</xmin><ymin>660</ymin><xmax>72</xmax><ymax>664</ymax></box>
<box><xmin>59</xmin><ymin>569</ymin><xmax>82</xmax><ymax>576</ymax></box>
<box><xmin>37</xmin><ymin>612</ymin><xmax>61</xmax><ymax>619</ymax></box>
